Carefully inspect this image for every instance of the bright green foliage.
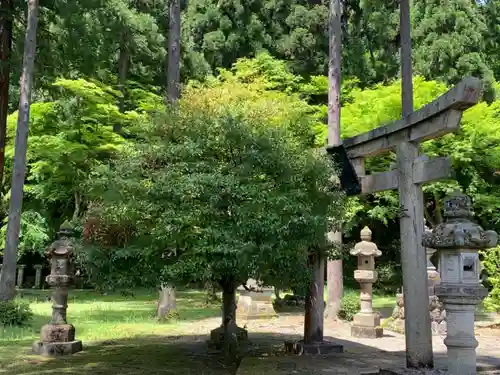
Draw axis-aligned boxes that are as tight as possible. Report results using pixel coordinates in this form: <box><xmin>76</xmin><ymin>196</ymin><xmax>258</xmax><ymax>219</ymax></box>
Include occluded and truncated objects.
<box><xmin>0</xmin><ymin>78</ymin><xmax>146</xmax><ymax>255</ymax></box>
<box><xmin>481</xmin><ymin>246</ymin><xmax>500</xmax><ymax>312</ymax></box>
<box><xmin>4</xmin><ymin>79</ymin><xmax>128</xmax><ymax>210</ymax></box>
<box><xmin>182</xmin><ymin>54</ymin><xmax>324</xmax><ymax>147</ymax></box>
<box><xmin>0</xmin><ymin>211</ymin><xmax>50</xmax><ymax>257</ymax></box>
<box><xmin>85</xmin><ymin>108</ymin><xmax>344</xmax><ymax>290</ymax></box>
<box><xmin>338</xmin><ymin>77</ymin><xmax>500</xmax><ymax>234</ymax></box>
<box><xmin>337</xmin><ymin>78</ymin><xmax>447</xmax><ymax>228</ymax></box>
<box><xmin>338</xmin><ymin>290</ymin><xmax>360</xmax><ymax>321</ymax></box>
<box><xmin>412</xmin><ymin>0</ymin><xmax>494</xmax><ymax>99</ymax></box>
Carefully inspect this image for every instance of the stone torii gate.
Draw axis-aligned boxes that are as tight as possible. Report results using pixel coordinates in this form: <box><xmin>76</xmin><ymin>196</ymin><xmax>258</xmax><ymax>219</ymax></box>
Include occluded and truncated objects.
<box><xmin>328</xmin><ymin>76</ymin><xmax>482</xmax><ymax>368</ymax></box>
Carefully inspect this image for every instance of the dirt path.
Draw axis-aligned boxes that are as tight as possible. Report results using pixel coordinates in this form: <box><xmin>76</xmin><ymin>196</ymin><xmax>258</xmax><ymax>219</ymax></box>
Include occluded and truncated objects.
<box><xmin>176</xmin><ymin>312</ymin><xmax>500</xmax><ymax>374</ymax></box>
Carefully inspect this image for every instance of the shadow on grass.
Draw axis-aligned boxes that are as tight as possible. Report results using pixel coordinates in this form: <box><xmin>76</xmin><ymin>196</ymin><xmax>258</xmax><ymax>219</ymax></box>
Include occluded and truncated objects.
<box><xmin>0</xmin><ymin>335</ymin><xmax>235</xmax><ymax>375</ymax></box>
<box><xmin>2</xmin><ymin>330</ymin><xmax>500</xmax><ymax>375</ymax></box>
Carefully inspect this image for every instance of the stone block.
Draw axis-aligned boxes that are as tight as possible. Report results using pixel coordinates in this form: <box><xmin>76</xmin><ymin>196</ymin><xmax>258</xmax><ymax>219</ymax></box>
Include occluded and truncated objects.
<box><xmin>40</xmin><ymin>324</ymin><xmax>76</xmax><ymax>343</ymax></box>
<box><xmin>208</xmin><ymin>325</ymin><xmax>248</xmax><ymax>350</ymax></box>
<box><xmin>351</xmin><ymin>325</ymin><xmax>383</xmax><ymax>338</ymax></box>
<box><xmin>380</xmin><ymin>369</ymin><xmax>445</xmax><ymax>375</ymax></box>
<box><xmin>32</xmin><ymin>340</ymin><xmax>83</xmax><ymax>356</ymax></box>
<box><xmin>284</xmin><ymin>340</ymin><xmax>343</xmax><ymax>355</ymax></box>
<box><xmin>236</xmin><ymin>291</ymin><xmax>277</xmax><ymax>322</ymax></box>
<box><xmin>353</xmin><ymin>313</ymin><xmax>380</xmax><ymax>327</ymax></box>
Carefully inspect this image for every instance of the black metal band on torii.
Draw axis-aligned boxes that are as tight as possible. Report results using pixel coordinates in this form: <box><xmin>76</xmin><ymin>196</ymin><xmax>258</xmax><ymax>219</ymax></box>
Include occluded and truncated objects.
<box><xmin>325</xmin><ymin>144</ymin><xmax>361</xmax><ymax>197</ymax></box>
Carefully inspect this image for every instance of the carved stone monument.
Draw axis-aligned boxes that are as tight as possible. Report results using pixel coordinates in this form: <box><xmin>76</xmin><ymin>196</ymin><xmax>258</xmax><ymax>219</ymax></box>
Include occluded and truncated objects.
<box><xmin>236</xmin><ymin>279</ymin><xmax>277</xmax><ymax>323</ymax></box>
<box><xmin>16</xmin><ymin>264</ymin><xmax>25</xmax><ymax>288</ymax></box>
<box><xmin>423</xmin><ymin>191</ymin><xmax>498</xmax><ymax>375</ymax></box>
<box><xmin>34</xmin><ymin>265</ymin><xmax>43</xmax><ymax>289</ymax></box>
<box><xmin>33</xmin><ymin>221</ymin><xmax>83</xmax><ymax>356</ymax></box>
<box><xmin>350</xmin><ymin>226</ymin><xmax>383</xmax><ymax>338</ymax></box>
<box><xmin>425</xmin><ymin>225</ymin><xmax>446</xmax><ymax>336</ymax></box>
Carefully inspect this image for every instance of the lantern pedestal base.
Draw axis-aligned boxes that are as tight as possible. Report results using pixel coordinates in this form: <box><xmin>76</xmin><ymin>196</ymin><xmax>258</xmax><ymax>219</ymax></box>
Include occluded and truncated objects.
<box><xmin>284</xmin><ymin>340</ymin><xmax>343</xmax><ymax>355</ymax></box>
<box><xmin>351</xmin><ymin>325</ymin><xmax>383</xmax><ymax>338</ymax></box>
<box><xmin>32</xmin><ymin>340</ymin><xmax>83</xmax><ymax>356</ymax></box>
<box><xmin>207</xmin><ymin>325</ymin><xmax>248</xmax><ymax>350</ymax></box>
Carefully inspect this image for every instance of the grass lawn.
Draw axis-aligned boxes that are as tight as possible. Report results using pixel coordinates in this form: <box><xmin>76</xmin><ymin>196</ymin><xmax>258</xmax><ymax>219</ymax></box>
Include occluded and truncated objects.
<box><xmin>0</xmin><ymin>287</ymin><xmax>396</xmax><ymax>374</ymax></box>
<box><xmin>0</xmin><ymin>288</ymin><xmax>224</xmax><ymax>375</ymax></box>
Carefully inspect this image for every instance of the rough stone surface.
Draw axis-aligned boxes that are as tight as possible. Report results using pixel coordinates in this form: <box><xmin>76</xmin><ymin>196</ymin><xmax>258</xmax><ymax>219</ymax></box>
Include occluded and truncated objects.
<box><xmin>40</xmin><ymin>323</ymin><xmax>76</xmax><ymax>342</ymax></box>
<box><xmin>284</xmin><ymin>340</ymin><xmax>343</xmax><ymax>355</ymax></box>
<box><xmin>32</xmin><ymin>340</ymin><xmax>83</xmax><ymax>356</ymax></box>
<box><xmin>423</xmin><ymin>192</ymin><xmax>498</xmax><ymax>375</ymax></box>
<box><xmin>236</xmin><ymin>290</ymin><xmax>278</xmax><ymax>322</ymax></box>
<box><xmin>380</xmin><ymin>370</ymin><xmax>445</xmax><ymax>375</ymax></box>
<box><xmin>351</xmin><ymin>227</ymin><xmax>384</xmax><ymax>338</ymax></box>
<box><xmin>351</xmin><ymin>325</ymin><xmax>384</xmax><ymax>339</ymax></box>
<box><xmin>33</xmin><ymin>222</ymin><xmax>82</xmax><ymax>357</ymax></box>
<box><xmin>208</xmin><ymin>325</ymin><xmax>248</xmax><ymax>350</ymax></box>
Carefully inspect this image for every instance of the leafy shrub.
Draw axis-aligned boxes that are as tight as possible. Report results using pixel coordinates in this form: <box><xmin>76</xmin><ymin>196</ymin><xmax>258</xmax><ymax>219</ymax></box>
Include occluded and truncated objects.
<box><xmin>373</xmin><ymin>261</ymin><xmax>402</xmax><ymax>295</ymax></box>
<box><xmin>338</xmin><ymin>291</ymin><xmax>360</xmax><ymax>321</ymax></box>
<box><xmin>481</xmin><ymin>247</ymin><xmax>500</xmax><ymax>312</ymax></box>
<box><xmin>0</xmin><ymin>301</ymin><xmax>33</xmax><ymax>326</ymax></box>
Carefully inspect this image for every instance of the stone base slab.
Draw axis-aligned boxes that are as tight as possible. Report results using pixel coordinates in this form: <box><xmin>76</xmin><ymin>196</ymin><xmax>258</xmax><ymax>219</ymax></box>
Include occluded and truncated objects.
<box><xmin>236</xmin><ymin>294</ymin><xmax>278</xmax><ymax>322</ymax></box>
<box><xmin>354</xmin><ymin>313</ymin><xmax>380</xmax><ymax>327</ymax></box>
<box><xmin>284</xmin><ymin>340</ymin><xmax>343</xmax><ymax>355</ymax></box>
<box><xmin>351</xmin><ymin>325</ymin><xmax>383</xmax><ymax>338</ymax></box>
<box><xmin>40</xmin><ymin>323</ymin><xmax>76</xmax><ymax>342</ymax></box>
<box><xmin>207</xmin><ymin>325</ymin><xmax>248</xmax><ymax>350</ymax></box>
<box><xmin>380</xmin><ymin>369</ymin><xmax>446</xmax><ymax>375</ymax></box>
<box><xmin>32</xmin><ymin>340</ymin><xmax>83</xmax><ymax>356</ymax></box>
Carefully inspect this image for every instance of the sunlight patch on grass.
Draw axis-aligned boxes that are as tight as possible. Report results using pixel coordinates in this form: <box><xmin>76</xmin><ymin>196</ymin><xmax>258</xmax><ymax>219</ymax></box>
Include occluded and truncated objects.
<box><xmin>0</xmin><ymin>288</ymin><xmax>221</xmax><ymax>374</ymax></box>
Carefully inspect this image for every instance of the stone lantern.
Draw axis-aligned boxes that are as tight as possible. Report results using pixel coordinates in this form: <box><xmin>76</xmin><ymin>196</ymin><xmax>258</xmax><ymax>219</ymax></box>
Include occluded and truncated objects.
<box><xmin>423</xmin><ymin>191</ymin><xmax>498</xmax><ymax>375</ymax></box>
<box><xmin>350</xmin><ymin>226</ymin><xmax>383</xmax><ymax>338</ymax></box>
<box><xmin>33</xmin><ymin>221</ymin><xmax>83</xmax><ymax>356</ymax></box>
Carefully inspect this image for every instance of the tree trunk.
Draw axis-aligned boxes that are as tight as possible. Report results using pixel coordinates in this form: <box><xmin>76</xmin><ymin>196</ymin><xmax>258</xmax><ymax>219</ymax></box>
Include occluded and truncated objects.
<box><xmin>221</xmin><ymin>282</ymin><xmax>237</xmax><ymax>327</ymax></box>
<box><xmin>156</xmin><ymin>283</ymin><xmax>176</xmax><ymax>319</ymax></box>
<box><xmin>325</xmin><ymin>0</ymin><xmax>343</xmax><ymax>320</ymax></box>
<box><xmin>304</xmin><ymin>249</ymin><xmax>325</xmax><ymax>344</ymax></box>
<box><xmin>72</xmin><ymin>191</ymin><xmax>81</xmax><ymax>222</ymax></box>
<box><xmin>115</xmin><ymin>34</ymin><xmax>129</xmax><ymax>133</ymax></box>
<box><xmin>166</xmin><ymin>0</ymin><xmax>181</xmax><ymax>105</ymax></box>
<box><xmin>0</xmin><ymin>0</ymin><xmax>38</xmax><ymax>302</ymax></box>
<box><xmin>0</xmin><ymin>0</ymin><xmax>12</xmax><ymax>192</ymax></box>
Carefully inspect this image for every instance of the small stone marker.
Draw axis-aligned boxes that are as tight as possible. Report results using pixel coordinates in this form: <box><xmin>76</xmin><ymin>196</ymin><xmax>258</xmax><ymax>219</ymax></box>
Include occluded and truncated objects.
<box><xmin>16</xmin><ymin>264</ymin><xmax>26</xmax><ymax>288</ymax></box>
<box><xmin>236</xmin><ymin>279</ymin><xmax>277</xmax><ymax>323</ymax></box>
<box><xmin>423</xmin><ymin>191</ymin><xmax>498</xmax><ymax>375</ymax></box>
<box><xmin>350</xmin><ymin>226</ymin><xmax>383</xmax><ymax>338</ymax></box>
<box><xmin>33</xmin><ymin>221</ymin><xmax>83</xmax><ymax>356</ymax></box>
<box><xmin>34</xmin><ymin>265</ymin><xmax>43</xmax><ymax>289</ymax></box>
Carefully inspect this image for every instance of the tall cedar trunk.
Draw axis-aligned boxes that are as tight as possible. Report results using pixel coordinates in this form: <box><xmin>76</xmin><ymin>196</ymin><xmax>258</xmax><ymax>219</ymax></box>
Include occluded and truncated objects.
<box><xmin>0</xmin><ymin>0</ymin><xmax>12</xmax><ymax>192</ymax></box>
<box><xmin>115</xmin><ymin>34</ymin><xmax>129</xmax><ymax>132</ymax></box>
<box><xmin>0</xmin><ymin>0</ymin><xmax>39</xmax><ymax>301</ymax></box>
<box><xmin>304</xmin><ymin>249</ymin><xmax>325</xmax><ymax>344</ymax></box>
<box><xmin>166</xmin><ymin>0</ymin><xmax>180</xmax><ymax>104</ymax></box>
<box><xmin>325</xmin><ymin>0</ymin><xmax>343</xmax><ymax>320</ymax></box>
<box><xmin>157</xmin><ymin>0</ymin><xmax>181</xmax><ymax>314</ymax></box>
